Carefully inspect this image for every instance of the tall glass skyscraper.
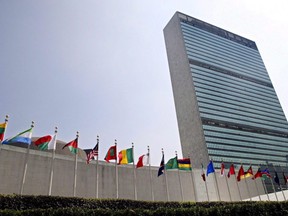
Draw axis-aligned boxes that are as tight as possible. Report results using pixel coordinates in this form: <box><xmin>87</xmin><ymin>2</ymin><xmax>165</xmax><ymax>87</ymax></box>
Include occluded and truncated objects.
<box><xmin>164</xmin><ymin>12</ymin><xmax>288</xmax><ymax>169</ymax></box>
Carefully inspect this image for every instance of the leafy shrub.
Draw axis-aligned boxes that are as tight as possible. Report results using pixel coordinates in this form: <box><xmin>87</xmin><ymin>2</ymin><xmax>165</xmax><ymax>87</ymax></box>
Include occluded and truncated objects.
<box><xmin>0</xmin><ymin>195</ymin><xmax>288</xmax><ymax>215</ymax></box>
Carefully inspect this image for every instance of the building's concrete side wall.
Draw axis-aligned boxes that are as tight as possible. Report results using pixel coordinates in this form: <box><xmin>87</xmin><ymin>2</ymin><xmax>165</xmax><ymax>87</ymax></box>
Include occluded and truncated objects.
<box><xmin>163</xmin><ymin>12</ymin><xmax>209</xmax><ymax>168</ymax></box>
<box><xmin>135</xmin><ymin>168</ymin><xmax>153</xmax><ymax>201</ymax></box>
<box><xmin>0</xmin><ymin>146</ymin><xmax>27</xmax><ymax>194</ymax></box>
<box><xmin>152</xmin><ymin>170</ymin><xmax>168</xmax><ymax>201</ymax></box>
<box><xmin>52</xmin><ymin>156</ymin><xmax>75</xmax><ymax>197</ymax></box>
<box><xmin>118</xmin><ymin>166</ymin><xmax>135</xmax><ymax>199</ymax></box>
<box><xmin>23</xmin><ymin>151</ymin><xmax>51</xmax><ymax>195</ymax></box>
<box><xmin>180</xmin><ymin>171</ymin><xmax>195</xmax><ymax>201</ymax></box>
<box><xmin>98</xmin><ymin>162</ymin><xmax>116</xmax><ymax>199</ymax></box>
<box><xmin>0</xmin><ymin>145</ymin><xmax>265</xmax><ymax>201</ymax></box>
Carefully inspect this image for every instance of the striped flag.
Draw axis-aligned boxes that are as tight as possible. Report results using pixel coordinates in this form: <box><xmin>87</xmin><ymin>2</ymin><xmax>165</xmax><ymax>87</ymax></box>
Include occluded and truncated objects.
<box><xmin>118</xmin><ymin>148</ymin><xmax>133</xmax><ymax>164</ymax></box>
<box><xmin>136</xmin><ymin>153</ymin><xmax>149</xmax><ymax>168</ymax></box>
<box><xmin>0</xmin><ymin>122</ymin><xmax>7</xmax><ymax>142</ymax></box>
<box><xmin>177</xmin><ymin>158</ymin><xmax>192</xmax><ymax>171</ymax></box>
<box><xmin>86</xmin><ymin>141</ymin><xmax>99</xmax><ymax>164</ymax></box>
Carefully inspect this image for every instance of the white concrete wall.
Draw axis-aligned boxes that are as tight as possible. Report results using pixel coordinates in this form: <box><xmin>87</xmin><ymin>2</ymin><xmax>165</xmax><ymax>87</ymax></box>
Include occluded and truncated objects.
<box><xmin>0</xmin><ymin>145</ymin><xmax>265</xmax><ymax>201</ymax></box>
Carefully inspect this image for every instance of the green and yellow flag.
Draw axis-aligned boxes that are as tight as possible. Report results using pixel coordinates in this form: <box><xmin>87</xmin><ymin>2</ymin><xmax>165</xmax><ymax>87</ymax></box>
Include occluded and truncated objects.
<box><xmin>166</xmin><ymin>157</ymin><xmax>178</xmax><ymax>169</ymax></box>
<box><xmin>118</xmin><ymin>148</ymin><xmax>133</xmax><ymax>164</ymax></box>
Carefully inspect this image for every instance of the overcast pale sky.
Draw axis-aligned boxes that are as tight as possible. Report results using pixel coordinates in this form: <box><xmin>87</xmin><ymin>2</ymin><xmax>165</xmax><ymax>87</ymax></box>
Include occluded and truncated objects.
<box><xmin>1</xmin><ymin>0</ymin><xmax>287</xmax><ymax>165</ymax></box>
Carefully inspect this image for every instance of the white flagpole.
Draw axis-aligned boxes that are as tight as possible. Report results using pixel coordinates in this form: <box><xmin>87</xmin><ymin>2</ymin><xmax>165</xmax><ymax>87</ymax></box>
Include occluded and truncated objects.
<box><xmin>242</xmin><ymin>164</ymin><xmax>252</xmax><ymax>201</ymax></box>
<box><xmin>188</xmin><ymin>154</ymin><xmax>198</xmax><ymax>202</ymax></box>
<box><xmin>221</xmin><ymin>161</ymin><xmax>232</xmax><ymax>202</ymax></box>
<box><xmin>211</xmin><ymin>159</ymin><xmax>221</xmax><ymax>201</ymax></box>
<box><xmin>115</xmin><ymin>139</ymin><xmax>119</xmax><ymax>199</ymax></box>
<box><xmin>261</xmin><ymin>177</ymin><xmax>270</xmax><ymax>201</ymax></box>
<box><xmin>162</xmin><ymin>148</ymin><xmax>169</xmax><ymax>201</ymax></box>
<box><xmin>175</xmin><ymin>151</ymin><xmax>183</xmax><ymax>201</ymax></box>
<box><xmin>48</xmin><ymin>127</ymin><xmax>58</xmax><ymax>196</ymax></box>
<box><xmin>132</xmin><ymin>143</ymin><xmax>137</xmax><ymax>200</ymax></box>
<box><xmin>148</xmin><ymin>146</ymin><xmax>154</xmax><ymax>201</ymax></box>
<box><xmin>275</xmin><ymin>172</ymin><xmax>286</xmax><ymax>201</ymax></box>
<box><xmin>252</xmin><ymin>167</ymin><xmax>262</xmax><ymax>201</ymax></box>
<box><xmin>20</xmin><ymin>121</ymin><xmax>34</xmax><ymax>195</ymax></box>
<box><xmin>0</xmin><ymin>115</ymin><xmax>9</xmax><ymax>149</ymax></box>
<box><xmin>73</xmin><ymin>131</ymin><xmax>79</xmax><ymax>197</ymax></box>
<box><xmin>269</xmin><ymin>172</ymin><xmax>279</xmax><ymax>201</ymax></box>
<box><xmin>253</xmin><ymin>177</ymin><xmax>262</xmax><ymax>201</ymax></box>
<box><xmin>232</xmin><ymin>164</ymin><xmax>242</xmax><ymax>201</ymax></box>
<box><xmin>96</xmin><ymin>135</ymin><xmax>99</xmax><ymax>199</ymax></box>
<box><xmin>280</xmin><ymin>167</ymin><xmax>287</xmax><ymax>201</ymax></box>
<box><xmin>224</xmin><ymin>172</ymin><xmax>232</xmax><ymax>201</ymax></box>
<box><xmin>202</xmin><ymin>163</ymin><xmax>210</xmax><ymax>201</ymax></box>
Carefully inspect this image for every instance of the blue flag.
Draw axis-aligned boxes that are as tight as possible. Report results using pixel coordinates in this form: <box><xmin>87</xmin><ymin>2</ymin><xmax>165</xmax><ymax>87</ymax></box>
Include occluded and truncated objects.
<box><xmin>206</xmin><ymin>160</ymin><xmax>215</xmax><ymax>176</ymax></box>
<box><xmin>2</xmin><ymin>128</ymin><xmax>32</xmax><ymax>145</ymax></box>
<box><xmin>158</xmin><ymin>154</ymin><xmax>165</xmax><ymax>177</ymax></box>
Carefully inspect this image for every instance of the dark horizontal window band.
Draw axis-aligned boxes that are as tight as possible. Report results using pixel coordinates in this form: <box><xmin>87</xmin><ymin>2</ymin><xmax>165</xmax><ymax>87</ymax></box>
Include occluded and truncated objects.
<box><xmin>179</xmin><ymin>18</ymin><xmax>258</xmax><ymax>50</ymax></box>
<box><xmin>189</xmin><ymin>59</ymin><xmax>273</xmax><ymax>88</ymax></box>
<box><xmin>206</xmin><ymin>137</ymin><xmax>288</xmax><ymax>152</ymax></box>
<box><xmin>197</xmin><ymin>94</ymin><xmax>283</xmax><ymax>115</ymax></box>
<box><xmin>180</xmin><ymin>22</ymin><xmax>259</xmax><ymax>58</ymax></box>
<box><xmin>208</xmin><ymin>154</ymin><xmax>285</xmax><ymax>166</ymax></box>
<box><xmin>194</xmin><ymin>80</ymin><xmax>277</xmax><ymax>106</ymax></box>
<box><xmin>199</xmin><ymin>105</ymin><xmax>287</xmax><ymax>126</ymax></box>
<box><xmin>208</xmin><ymin>149</ymin><xmax>286</xmax><ymax>161</ymax></box>
<box><xmin>210</xmin><ymin>157</ymin><xmax>271</xmax><ymax>166</ymax></box>
<box><xmin>191</xmin><ymin>67</ymin><xmax>276</xmax><ymax>98</ymax></box>
<box><xmin>193</xmin><ymin>76</ymin><xmax>278</xmax><ymax>102</ymax></box>
<box><xmin>182</xmin><ymin>32</ymin><xmax>263</xmax><ymax>65</ymax></box>
<box><xmin>208</xmin><ymin>147</ymin><xmax>287</xmax><ymax>159</ymax></box>
<box><xmin>195</xmin><ymin>85</ymin><xmax>280</xmax><ymax>110</ymax></box>
<box><xmin>205</xmin><ymin>129</ymin><xmax>288</xmax><ymax>144</ymax></box>
<box><xmin>201</xmin><ymin>117</ymin><xmax>288</xmax><ymax>138</ymax></box>
<box><xmin>188</xmin><ymin>54</ymin><xmax>270</xmax><ymax>84</ymax></box>
<box><xmin>207</xmin><ymin>143</ymin><xmax>288</xmax><ymax>158</ymax></box>
<box><xmin>186</xmin><ymin>46</ymin><xmax>267</xmax><ymax>78</ymax></box>
<box><xmin>197</xmin><ymin>94</ymin><xmax>284</xmax><ymax>116</ymax></box>
<box><xmin>195</xmin><ymin>84</ymin><xmax>279</xmax><ymax>109</ymax></box>
<box><xmin>199</xmin><ymin>101</ymin><xmax>286</xmax><ymax>122</ymax></box>
<box><xmin>200</xmin><ymin>110</ymin><xmax>288</xmax><ymax>131</ymax></box>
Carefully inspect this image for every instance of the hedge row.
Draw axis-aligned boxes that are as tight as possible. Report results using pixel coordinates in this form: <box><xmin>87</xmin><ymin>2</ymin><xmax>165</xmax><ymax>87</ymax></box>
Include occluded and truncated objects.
<box><xmin>0</xmin><ymin>204</ymin><xmax>288</xmax><ymax>216</ymax></box>
<box><xmin>0</xmin><ymin>194</ymin><xmax>234</xmax><ymax>210</ymax></box>
<box><xmin>0</xmin><ymin>195</ymin><xmax>288</xmax><ymax>215</ymax></box>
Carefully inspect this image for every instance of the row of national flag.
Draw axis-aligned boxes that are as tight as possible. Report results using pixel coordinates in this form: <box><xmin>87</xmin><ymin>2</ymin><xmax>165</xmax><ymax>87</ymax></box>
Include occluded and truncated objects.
<box><xmin>158</xmin><ymin>156</ymin><xmax>192</xmax><ymax>176</ymax></box>
<box><xmin>104</xmin><ymin>145</ymin><xmax>149</xmax><ymax>169</ymax></box>
<box><xmin>1</xmin><ymin>124</ymin><xmax>79</xmax><ymax>154</ymax></box>
<box><xmin>2</xmin><ymin>118</ymin><xmax>288</xmax><ymax>184</ymax></box>
<box><xmin>0</xmin><ymin>120</ymin><xmax>149</xmax><ymax>168</ymax></box>
<box><xmin>204</xmin><ymin>160</ymin><xmax>288</xmax><ymax>186</ymax></box>
<box><xmin>0</xmin><ymin>119</ymin><xmax>191</xmax><ymax>174</ymax></box>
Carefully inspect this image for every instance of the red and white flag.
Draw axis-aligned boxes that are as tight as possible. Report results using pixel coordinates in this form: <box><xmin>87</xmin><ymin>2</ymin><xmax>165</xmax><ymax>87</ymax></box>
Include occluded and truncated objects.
<box><xmin>136</xmin><ymin>153</ymin><xmax>149</xmax><ymax>168</ymax></box>
<box><xmin>220</xmin><ymin>162</ymin><xmax>225</xmax><ymax>177</ymax></box>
